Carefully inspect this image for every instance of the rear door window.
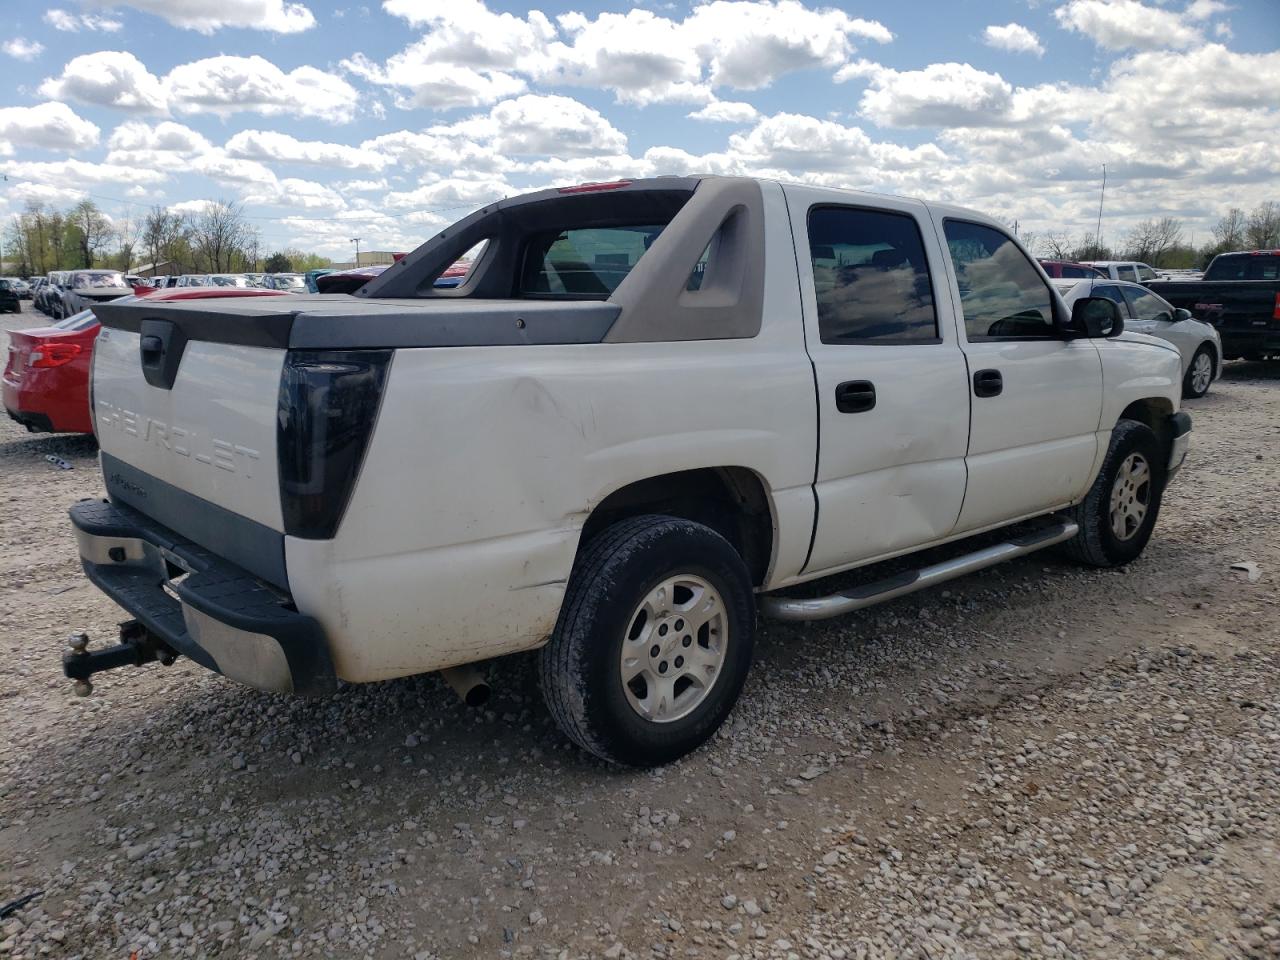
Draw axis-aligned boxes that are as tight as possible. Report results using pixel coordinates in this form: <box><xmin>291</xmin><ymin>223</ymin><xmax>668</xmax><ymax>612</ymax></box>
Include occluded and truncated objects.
<box><xmin>1122</xmin><ymin>286</ymin><xmax>1173</xmax><ymax>321</ymax></box>
<box><xmin>806</xmin><ymin>206</ymin><xmax>939</xmax><ymax>343</ymax></box>
<box><xmin>1091</xmin><ymin>284</ymin><xmax>1131</xmax><ymax>316</ymax></box>
<box><xmin>1118</xmin><ymin>265</ymin><xmax>1139</xmax><ymax>282</ymax></box>
<box><xmin>521</xmin><ymin>225</ymin><xmax>665</xmax><ymax>298</ymax></box>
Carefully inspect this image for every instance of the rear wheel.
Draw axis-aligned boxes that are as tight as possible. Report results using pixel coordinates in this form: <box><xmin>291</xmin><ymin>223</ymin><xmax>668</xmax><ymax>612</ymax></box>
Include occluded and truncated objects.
<box><xmin>1063</xmin><ymin>420</ymin><xmax>1165</xmax><ymax>567</ymax></box>
<box><xmin>1182</xmin><ymin>345</ymin><xmax>1214</xmax><ymax>398</ymax></box>
<box><xmin>539</xmin><ymin>515</ymin><xmax>755</xmax><ymax>767</ymax></box>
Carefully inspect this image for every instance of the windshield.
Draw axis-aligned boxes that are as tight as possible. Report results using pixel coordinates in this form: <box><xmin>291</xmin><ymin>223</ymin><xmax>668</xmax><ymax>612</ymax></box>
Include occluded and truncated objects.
<box><xmin>209</xmin><ymin>275</ymin><xmax>249</xmax><ymax>287</ymax></box>
<box><xmin>1206</xmin><ymin>254</ymin><xmax>1280</xmax><ymax>281</ymax></box>
<box><xmin>274</xmin><ymin>275</ymin><xmax>305</xmax><ymax>288</ymax></box>
<box><xmin>73</xmin><ymin>271</ymin><xmax>126</xmax><ymax>288</ymax></box>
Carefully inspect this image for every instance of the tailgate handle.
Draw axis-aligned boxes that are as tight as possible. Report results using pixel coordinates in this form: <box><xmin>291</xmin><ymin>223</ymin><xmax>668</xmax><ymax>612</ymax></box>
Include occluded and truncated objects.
<box><xmin>137</xmin><ymin>320</ymin><xmax>188</xmax><ymax>391</ymax></box>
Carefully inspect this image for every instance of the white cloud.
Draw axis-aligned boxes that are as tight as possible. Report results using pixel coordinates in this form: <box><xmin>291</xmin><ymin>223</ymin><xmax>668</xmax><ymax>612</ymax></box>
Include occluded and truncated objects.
<box><xmin>983</xmin><ymin>23</ymin><xmax>1044</xmax><ymax>57</ymax></box>
<box><xmin>432</xmin><ymin>95</ymin><xmax>628</xmax><ymax>157</ymax></box>
<box><xmin>688</xmin><ymin>100</ymin><xmax>761</xmax><ymax>123</ymax></box>
<box><xmin>107</xmin><ymin>119</ymin><xmax>211</xmax><ymax>155</ymax></box>
<box><xmin>43</xmin><ymin>9</ymin><xmax>122</xmax><ymax>31</ymax></box>
<box><xmin>337</xmin><ymin>177</ymin><xmax>389</xmax><ymax>192</ymax></box>
<box><xmin>245</xmin><ymin>177</ymin><xmax>347</xmax><ymax>210</ymax></box>
<box><xmin>39</xmin><ymin>51</ymin><xmax>169</xmax><ymax>112</ymax></box>
<box><xmin>1054</xmin><ymin>0</ymin><xmax>1202</xmax><ymax>51</ymax></box>
<box><xmin>383</xmin><ymin>177</ymin><xmax>511</xmax><ymax>211</ymax></box>
<box><xmin>226</xmin><ymin>130</ymin><xmax>388</xmax><ymax>170</ymax></box>
<box><xmin>2</xmin><ymin>38</ymin><xmax>45</xmax><ymax>61</ymax></box>
<box><xmin>343</xmin><ymin>53</ymin><xmax>527</xmax><ymax>109</ymax></box>
<box><xmin>82</xmin><ymin>0</ymin><xmax>316</xmax><ymax>33</ymax></box>
<box><xmin>0</xmin><ymin>102</ymin><xmax>100</xmax><ymax>155</ymax></box>
<box><xmin>852</xmin><ymin>62</ymin><xmax>1016</xmax><ymax>128</ymax></box>
<box><xmin>191</xmin><ymin>153</ymin><xmax>280</xmax><ymax>186</ymax></box>
<box><xmin>360</xmin><ymin>0</ymin><xmax>891</xmax><ymax>109</ymax></box>
<box><xmin>0</xmin><ymin>157</ymin><xmax>166</xmax><ymax>187</ymax></box>
<box><xmin>167</xmin><ymin>56</ymin><xmax>360</xmax><ymax>121</ymax></box>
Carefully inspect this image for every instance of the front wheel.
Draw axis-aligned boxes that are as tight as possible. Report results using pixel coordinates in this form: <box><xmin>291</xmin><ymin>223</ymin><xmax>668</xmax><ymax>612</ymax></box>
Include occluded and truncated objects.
<box><xmin>1182</xmin><ymin>345</ymin><xmax>1214</xmax><ymax>398</ymax></box>
<box><xmin>1063</xmin><ymin>419</ymin><xmax>1166</xmax><ymax>567</ymax></box>
<box><xmin>539</xmin><ymin>515</ymin><xmax>756</xmax><ymax>767</ymax></box>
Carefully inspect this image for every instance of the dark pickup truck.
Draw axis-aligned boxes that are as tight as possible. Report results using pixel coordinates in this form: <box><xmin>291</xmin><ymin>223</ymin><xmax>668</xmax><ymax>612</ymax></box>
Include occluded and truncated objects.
<box><xmin>1148</xmin><ymin>250</ymin><xmax>1280</xmax><ymax>360</ymax></box>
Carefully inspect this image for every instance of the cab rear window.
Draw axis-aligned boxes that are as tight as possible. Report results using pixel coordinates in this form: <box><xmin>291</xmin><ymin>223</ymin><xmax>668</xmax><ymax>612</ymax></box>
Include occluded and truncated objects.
<box><xmin>520</xmin><ymin>225</ymin><xmax>665</xmax><ymax>298</ymax></box>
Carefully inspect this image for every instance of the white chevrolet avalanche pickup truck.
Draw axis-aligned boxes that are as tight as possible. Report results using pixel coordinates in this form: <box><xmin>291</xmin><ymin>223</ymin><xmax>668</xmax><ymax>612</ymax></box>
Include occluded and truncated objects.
<box><xmin>64</xmin><ymin>177</ymin><xmax>1190</xmax><ymax>766</ymax></box>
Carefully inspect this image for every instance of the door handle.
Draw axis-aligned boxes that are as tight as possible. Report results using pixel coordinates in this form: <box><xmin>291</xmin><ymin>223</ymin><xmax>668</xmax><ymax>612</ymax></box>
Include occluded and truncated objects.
<box><xmin>973</xmin><ymin>369</ymin><xmax>1003</xmax><ymax>398</ymax></box>
<box><xmin>835</xmin><ymin>380</ymin><xmax>876</xmax><ymax>413</ymax></box>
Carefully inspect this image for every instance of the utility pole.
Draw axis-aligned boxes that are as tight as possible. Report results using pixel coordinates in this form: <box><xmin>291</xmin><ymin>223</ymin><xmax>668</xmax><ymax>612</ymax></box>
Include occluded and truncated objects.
<box><xmin>351</xmin><ymin>237</ymin><xmax>362</xmax><ymax>268</ymax></box>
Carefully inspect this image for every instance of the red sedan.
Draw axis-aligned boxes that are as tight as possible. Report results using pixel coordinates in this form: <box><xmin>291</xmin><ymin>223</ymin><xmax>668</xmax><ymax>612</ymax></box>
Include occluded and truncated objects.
<box><xmin>4</xmin><ymin>287</ymin><xmax>288</xmax><ymax>435</ymax></box>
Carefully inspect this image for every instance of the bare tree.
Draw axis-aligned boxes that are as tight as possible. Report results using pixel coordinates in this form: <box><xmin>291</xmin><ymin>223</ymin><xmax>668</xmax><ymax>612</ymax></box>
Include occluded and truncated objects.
<box><xmin>189</xmin><ymin>200</ymin><xmax>249</xmax><ymax>273</ymax></box>
<box><xmin>114</xmin><ymin>208</ymin><xmax>144</xmax><ymax>272</ymax></box>
<box><xmin>142</xmin><ymin>205</ymin><xmax>188</xmax><ymax>274</ymax></box>
<box><xmin>1124</xmin><ymin>216</ymin><xmax>1183</xmax><ymax>265</ymax></box>
<box><xmin>1245</xmin><ymin>201</ymin><xmax>1279</xmax><ymax>249</ymax></box>
<box><xmin>1038</xmin><ymin>231</ymin><xmax>1075</xmax><ymax>259</ymax></box>
<box><xmin>1212</xmin><ymin>208</ymin><xmax>1247</xmax><ymax>251</ymax></box>
<box><xmin>1072</xmin><ymin>232</ymin><xmax>1111</xmax><ymax>262</ymax></box>
<box><xmin>68</xmin><ymin>199</ymin><xmax>114</xmax><ymax>268</ymax></box>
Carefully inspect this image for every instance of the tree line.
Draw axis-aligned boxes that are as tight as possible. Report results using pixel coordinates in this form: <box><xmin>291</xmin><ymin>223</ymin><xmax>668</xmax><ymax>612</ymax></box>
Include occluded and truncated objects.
<box><xmin>1024</xmin><ymin>200</ymin><xmax>1280</xmax><ymax>269</ymax></box>
<box><xmin>2</xmin><ymin>198</ymin><xmax>331</xmax><ymax>277</ymax></box>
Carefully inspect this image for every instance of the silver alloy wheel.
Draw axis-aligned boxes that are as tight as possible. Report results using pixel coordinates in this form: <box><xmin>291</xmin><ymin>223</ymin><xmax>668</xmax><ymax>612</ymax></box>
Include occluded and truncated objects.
<box><xmin>1190</xmin><ymin>351</ymin><xmax>1213</xmax><ymax>395</ymax></box>
<box><xmin>619</xmin><ymin>574</ymin><xmax>727</xmax><ymax>723</ymax></box>
<box><xmin>1109</xmin><ymin>452</ymin><xmax>1151</xmax><ymax>541</ymax></box>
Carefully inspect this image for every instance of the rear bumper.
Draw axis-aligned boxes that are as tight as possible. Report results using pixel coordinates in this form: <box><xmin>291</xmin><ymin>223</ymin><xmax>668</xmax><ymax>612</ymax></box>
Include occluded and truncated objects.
<box><xmin>69</xmin><ymin>498</ymin><xmax>336</xmax><ymax>696</ymax></box>
<box><xmin>5</xmin><ymin>403</ymin><xmax>55</xmax><ymax>433</ymax></box>
<box><xmin>1218</xmin><ymin>328</ymin><xmax>1280</xmax><ymax>358</ymax></box>
<box><xmin>1166</xmin><ymin>411</ymin><xmax>1192</xmax><ymax>480</ymax></box>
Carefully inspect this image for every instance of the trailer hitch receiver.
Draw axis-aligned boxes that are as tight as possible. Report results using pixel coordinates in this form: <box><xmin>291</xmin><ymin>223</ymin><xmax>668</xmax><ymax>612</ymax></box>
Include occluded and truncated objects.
<box><xmin>62</xmin><ymin>621</ymin><xmax>178</xmax><ymax>696</ymax></box>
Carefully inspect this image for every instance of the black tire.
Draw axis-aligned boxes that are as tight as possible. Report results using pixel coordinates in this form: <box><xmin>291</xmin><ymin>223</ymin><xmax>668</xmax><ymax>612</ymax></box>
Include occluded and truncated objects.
<box><xmin>539</xmin><ymin>515</ymin><xmax>755</xmax><ymax>767</ymax></box>
<box><xmin>1063</xmin><ymin>419</ymin><xmax>1166</xmax><ymax>568</ymax></box>
<box><xmin>1181</xmin><ymin>345</ymin><xmax>1215</xmax><ymax>399</ymax></box>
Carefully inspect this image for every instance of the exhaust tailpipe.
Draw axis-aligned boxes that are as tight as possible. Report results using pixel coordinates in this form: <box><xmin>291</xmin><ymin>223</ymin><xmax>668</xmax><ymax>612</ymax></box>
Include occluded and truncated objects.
<box><xmin>441</xmin><ymin>664</ymin><xmax>491</xmax><ymax>707</ymax></box>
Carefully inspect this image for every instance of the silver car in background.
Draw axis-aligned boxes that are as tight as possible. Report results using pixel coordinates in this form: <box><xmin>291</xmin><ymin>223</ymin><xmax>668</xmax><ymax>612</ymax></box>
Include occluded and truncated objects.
<box><xmin>1053</xmin><ymin>277</ymin><xmax>1222</xmax><ymax>398</ymax></box>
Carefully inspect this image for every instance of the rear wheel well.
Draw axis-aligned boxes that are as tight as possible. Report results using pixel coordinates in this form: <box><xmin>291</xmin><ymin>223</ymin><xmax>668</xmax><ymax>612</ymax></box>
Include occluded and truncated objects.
<box><xmin>579</xmin><ymin>468</ymin><xmax>774</xmax><ymax>586</ymax></box>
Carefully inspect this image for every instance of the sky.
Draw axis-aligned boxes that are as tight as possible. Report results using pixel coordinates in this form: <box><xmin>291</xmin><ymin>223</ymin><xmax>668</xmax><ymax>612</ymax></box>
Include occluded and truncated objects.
<box><xmin>0</xmin><ymin>0</ymin><xmax>1277</xmax><ymax>260</ymax></box>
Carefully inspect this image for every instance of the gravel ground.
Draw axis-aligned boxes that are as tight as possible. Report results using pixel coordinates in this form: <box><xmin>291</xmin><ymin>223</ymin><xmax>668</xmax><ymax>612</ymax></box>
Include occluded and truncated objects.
<box><xmin>2</xmin><ymin>299</ymin><xmax>1278</xmax><ymax>960</ymax></box>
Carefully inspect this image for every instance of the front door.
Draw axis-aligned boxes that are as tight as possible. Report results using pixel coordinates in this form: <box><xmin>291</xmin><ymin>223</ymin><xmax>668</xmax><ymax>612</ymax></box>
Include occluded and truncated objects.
<box><xmin>788</xmin><ymin>191</ymin><xmax>972</xmax><ymax>575</ymax></box>
<box><xmin>934</xmin><ymin>217</ymin><xmax>1104</xmax><ymax>533</ymax></box>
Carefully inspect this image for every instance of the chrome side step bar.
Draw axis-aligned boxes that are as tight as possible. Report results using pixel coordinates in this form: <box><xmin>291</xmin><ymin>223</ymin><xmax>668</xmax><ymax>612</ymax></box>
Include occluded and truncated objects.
<box><xmin>760</xmin><ymin>520</ymin><xmax>1079</xmax><ymax>622</ymax></box>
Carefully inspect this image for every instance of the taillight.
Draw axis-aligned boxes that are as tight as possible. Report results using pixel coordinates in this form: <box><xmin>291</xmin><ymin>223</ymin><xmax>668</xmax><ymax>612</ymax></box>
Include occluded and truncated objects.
<box><xmin>277</xmin><ymin>350</ymin><xmax>391</xmax><ymax>539</ymax></box>
<box><xmin>29</xmin><ymin>342</ymin><xmax>81</xmax><ymax>367</ymax></box>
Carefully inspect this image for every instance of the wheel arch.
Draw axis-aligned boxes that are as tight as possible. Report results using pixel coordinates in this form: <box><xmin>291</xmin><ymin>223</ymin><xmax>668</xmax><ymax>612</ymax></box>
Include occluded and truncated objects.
<box><xmin>577</xmin><ymin>467</ymin><xmax>776</xmax><ymax>587</ymax></box>
<box><xmin>1118</xmin><ymin>396</ymin><xmax>1176</xmax><ymax>456</ymax></box>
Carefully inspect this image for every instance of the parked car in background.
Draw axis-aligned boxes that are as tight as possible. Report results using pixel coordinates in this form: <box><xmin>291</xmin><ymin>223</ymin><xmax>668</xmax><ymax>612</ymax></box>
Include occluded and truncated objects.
<box><xmin>243</xmin><ymin>272</ymin><xmax>266</xmax><ymax>287</ymax></box>
<box><xmin>29</xmin><ymin>277</ymin><xmax>48</xmax><ymax>308</ymax></box>
<box><xmin>1147</xmin><ymin>250</ymin><xmax>1280</xmax><ymax>361</ymax></box>
<box><xmin>3</xmin><ymin>277</ymin><xmax>32</xmax><ymax>299</ymax></box>
<box><xmin>175</xmin><ymin>275</ymin><xmax>210</xmax><ymax>287</ymax></box>
<box><xmin>4</xmin><ymin>286</ymin><xmax>290</xmax><ymax>436</ymax></box>
<box><xmin>1038</xmin><ymin>259</ymin><xmax>1105</xmax><ymax>279</ymax></box>
<box><xmin>263</xmin><ymin>272</ymin><xmax>306</xmax><ymax>291</ymax></box>
<box><xmin>206</xmin><ymin>274</ymin><xmax>252</xmax><ymax>288</ymax></box>
<box><xmin>0</xmin><ymin>279</ymin><xmax>20</xmax><ymax>313</ymax></box>
<box><xmin>1054</xmin><ymin>278</ymin><xmax>1221</xmax><ymax>397</ymax></box>
<box><xmin>1083</xmin><ymin>261</ymin><xmax>1160</xmax><ymax>283</ymax></box>
<box><xmin>35</xmin><ymin>273</ymin><xmax>64</xmax><ymax>315</ymax></box>
<box><xmin>57</xmin><ymin>270</ymin><xmax>132</xmax><ymax>318</ymax></box>
<box><xmin>305</xmin><ymin>268</ymin><xmax>335</xmax><ymax>292</ymax></box>
<box><xmin>314</xmin><ymin>264</ymin><xmax>389</xmax><ymax>294</ymax></box>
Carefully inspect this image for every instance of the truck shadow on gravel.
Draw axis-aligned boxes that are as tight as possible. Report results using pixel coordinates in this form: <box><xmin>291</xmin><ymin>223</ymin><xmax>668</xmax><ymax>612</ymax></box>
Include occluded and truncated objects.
<box><xmin>1221</xmin><ymin>359</ymin><xmax>1280</xmax><ymax>382</ymax></box>
<box><xmin>21</xmin><ymin>535</ymin><xmax>1215</xmax><ymax>817</ymax></box>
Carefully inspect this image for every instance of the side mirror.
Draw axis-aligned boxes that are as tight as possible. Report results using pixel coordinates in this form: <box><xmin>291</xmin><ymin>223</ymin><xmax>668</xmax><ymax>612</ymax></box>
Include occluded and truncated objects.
<box><xmin>1173</xmin><ymin>307</ymin><xmax>1193</xmax><ymax>322</ymax></box>
<box><xmin>1069</xmin><ymin>296</ymin><xmax>1124</xmax><ymax>338</ymax></box>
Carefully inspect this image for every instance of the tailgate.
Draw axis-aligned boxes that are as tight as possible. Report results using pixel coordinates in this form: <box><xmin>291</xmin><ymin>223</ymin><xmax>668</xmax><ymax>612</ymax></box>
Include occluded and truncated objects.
<box><xmin>91</xmin><ymin>299</ymin><xmax>299</xmax><ymax>534</ymax></box>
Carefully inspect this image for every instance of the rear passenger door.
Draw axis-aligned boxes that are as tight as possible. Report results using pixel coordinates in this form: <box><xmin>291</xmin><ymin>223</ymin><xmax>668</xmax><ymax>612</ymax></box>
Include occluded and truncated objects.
<box><xmin>934</xmin><ymin>217</ymin><xmax>1103</xmax><ymax>533</ymax></box>
<box><xmin>787</xmin><ymin>191</ymin><xmax>972</xmax><ymax>574</ymax></box>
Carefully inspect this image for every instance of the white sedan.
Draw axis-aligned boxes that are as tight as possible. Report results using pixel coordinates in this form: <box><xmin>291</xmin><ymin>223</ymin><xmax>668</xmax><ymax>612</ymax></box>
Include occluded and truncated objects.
<box><xmin>1053</xmin><ymin>278</ymin><xmax>1222</xmax><ymax>398</ymax></box>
